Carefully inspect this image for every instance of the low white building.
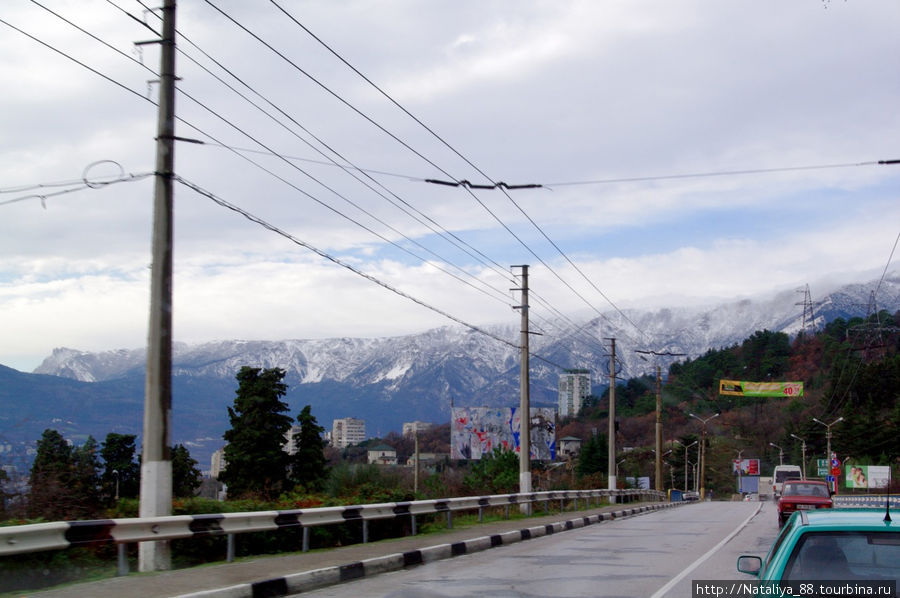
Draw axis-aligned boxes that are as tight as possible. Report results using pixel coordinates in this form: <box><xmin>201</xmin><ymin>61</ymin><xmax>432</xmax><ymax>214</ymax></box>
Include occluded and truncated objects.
<box><xmin>367</xmin><ymin>443</ymin><xmax>397</xmax><ymax>465</ymax></box>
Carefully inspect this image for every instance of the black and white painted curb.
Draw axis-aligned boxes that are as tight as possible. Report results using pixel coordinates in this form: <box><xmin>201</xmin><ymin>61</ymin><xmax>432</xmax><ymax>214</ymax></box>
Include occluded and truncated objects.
<box><xmin>174</xmin><ymin>502</ymin><xmax>683</xmax><ymax>598</ymax></box>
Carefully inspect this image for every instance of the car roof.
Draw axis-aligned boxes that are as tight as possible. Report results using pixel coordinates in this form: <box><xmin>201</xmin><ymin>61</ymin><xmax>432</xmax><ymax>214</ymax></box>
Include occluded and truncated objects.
<box><xmin>783</xmin><ymin>479</ymin><xmax>827</xmax><ymax>485</ymax></box>
<box><xmin>793</xmin><ymin>507</ymin><xmax>898</xmax><ymax>530</ymax></box>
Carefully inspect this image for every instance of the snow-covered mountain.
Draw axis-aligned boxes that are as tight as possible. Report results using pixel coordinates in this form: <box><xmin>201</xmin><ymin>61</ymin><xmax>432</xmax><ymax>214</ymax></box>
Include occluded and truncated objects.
<box><xmin>34</xmin><ymin>274</ymin><xmax>900</xmax><ymax>397</ymax></box>
<box><xmin>11</xmin><ymin>274</ymin><xmax>898</xmax><ymax>469</ymax></box>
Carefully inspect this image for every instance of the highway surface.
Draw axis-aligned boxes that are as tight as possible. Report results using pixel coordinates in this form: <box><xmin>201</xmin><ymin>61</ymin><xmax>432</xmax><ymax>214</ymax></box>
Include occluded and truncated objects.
<box><xmin>297</xmin><ymin>500</ymin><xmax>775</xmax><ymax>598</ymax></box>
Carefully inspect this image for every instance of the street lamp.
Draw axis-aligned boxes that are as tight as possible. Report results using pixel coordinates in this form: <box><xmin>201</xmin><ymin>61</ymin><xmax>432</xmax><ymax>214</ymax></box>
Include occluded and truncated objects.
<box><xmin>689</xmin><ymin>412</ymin><xmax>720</xmax><ymax>500</ymax></box>
<box><xmin>673</xmin><ymin>440</ymin><xmax>698</xmax><ymax>492</ymax></box>
<box><xmin>770</xmin><ymin>442</ymin><xmax>784</xmax><ymax>466</ymax></box>
<box><xmin>812</xmin><ymin>417</ymin><xmax>844</xmax><ymax>463</ymax></box>
<box><xmin>790</xmin><ymin>434</ymin><xmax>807</xmax><ymax>478</ymax></box>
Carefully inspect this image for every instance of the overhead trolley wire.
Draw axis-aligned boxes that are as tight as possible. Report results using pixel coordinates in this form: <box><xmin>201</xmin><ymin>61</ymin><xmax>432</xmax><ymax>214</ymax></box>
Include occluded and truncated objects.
<box><xmin>176</xmin><ymin>175</ymin><xmax>569</xmax><ymax>370</ymax></box>
<box><xmin>271</xmin><ymin>3</ymin><xmax>646</xmax><ymax>347</ymax></box>
<box><xmin>135</xmin><ymin>0</ymin><xmax>521</xmax><ymax>295</ymax></box>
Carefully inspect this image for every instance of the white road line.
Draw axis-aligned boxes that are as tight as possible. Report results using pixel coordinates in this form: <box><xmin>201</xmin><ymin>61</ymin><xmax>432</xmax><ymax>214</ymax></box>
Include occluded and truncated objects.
<box><xmin>649</xmin><ymin>503</ymin><xmax>763</xmax><ymax>598</ymax></box>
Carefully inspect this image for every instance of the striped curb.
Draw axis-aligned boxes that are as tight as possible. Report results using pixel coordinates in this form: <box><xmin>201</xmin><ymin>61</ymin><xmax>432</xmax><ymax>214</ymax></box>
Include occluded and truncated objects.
<box><xmin>173</xmin><ymin>501</ymin><xmax>684</xmax><ymax>598</ymax></box>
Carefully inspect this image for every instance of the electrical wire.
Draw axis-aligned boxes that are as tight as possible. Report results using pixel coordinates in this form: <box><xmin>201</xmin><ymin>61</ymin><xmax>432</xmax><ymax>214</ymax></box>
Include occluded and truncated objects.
<box><xmin>175</xmin><ymin>174</ymin><xmax>569</xmax><ymax>371</ymax></box>
<box><xmin>268</xmin><ymin>3</ymin><xmax>646</xmax><ymax>344</ymax></box>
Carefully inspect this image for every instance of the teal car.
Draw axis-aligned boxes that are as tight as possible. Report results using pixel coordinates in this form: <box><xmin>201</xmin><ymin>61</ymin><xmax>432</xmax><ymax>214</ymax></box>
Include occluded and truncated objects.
<box><xmin>737</xmin><ymin>508</ymin><xmax>900</xmax><ymax>590</ymax></box>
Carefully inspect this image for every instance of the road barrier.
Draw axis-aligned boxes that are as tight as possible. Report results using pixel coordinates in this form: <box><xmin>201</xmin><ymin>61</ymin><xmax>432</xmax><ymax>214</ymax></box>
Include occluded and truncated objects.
<box><xmin>0</xmin><ymin>488</ymin><xmax>664</xmax><ymax>574</ymax></box>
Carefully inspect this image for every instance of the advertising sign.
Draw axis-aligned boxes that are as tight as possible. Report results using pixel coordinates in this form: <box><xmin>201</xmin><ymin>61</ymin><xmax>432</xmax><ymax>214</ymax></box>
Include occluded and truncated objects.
<box><xmin>719</xmin><ymin>380</ymin><xmax>804</xmax><ymax>398</ymax></box>
<box><xmin>451</xmin><ymin>407</ymin><xmax>556</xmax><ymax>461</ymax></box>
<box><xmin>732</xmin><ymin>458</ymin><xmax>760</xmax><ymax>475</ymax></box>
<box><xmin>844</xmin><ymin>465</ymin><xmax>890</xmax><ymax>489</ymax></box>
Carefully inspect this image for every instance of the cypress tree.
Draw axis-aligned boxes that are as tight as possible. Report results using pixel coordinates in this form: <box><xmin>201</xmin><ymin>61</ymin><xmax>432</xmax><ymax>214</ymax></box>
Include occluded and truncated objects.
<box><xmin>290</xmin><ymin>405</ymin><xmax>328</xmax><ymax>492</ymax></box>
<box><xmin>220</xmin><ymin>367</ymin><xmax>293</xmax><ymax>499</ymax></box>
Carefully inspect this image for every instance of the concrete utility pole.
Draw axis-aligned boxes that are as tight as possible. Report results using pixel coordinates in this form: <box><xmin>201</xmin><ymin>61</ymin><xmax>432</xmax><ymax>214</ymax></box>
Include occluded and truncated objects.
<box><xmin>607</xmin><ymin>338</ymin><xmax>617</xmax><ymax>496</ymax></box>
<box><xmin>139</xmin><ymin>0</ymin><xmax>176</xmax><ymax>572</ymax></box>
<box><xmin>790</xmin><ymin>433</ymin><xmax>807</xmax><ymax>478</ymax></box>
<box><xmin>655</xmin><ymin>365</ymin><xmax>662</xmax><ymax>491</ymax></box>
<box><xmin>690</xmin><ymin>412</ymin><xmax>719</xmax><ymax>500</ymax></box>
<box><xmin>512</xmin><ymin>265</ymin><xmax>531</xmax><ymax>512</ymax></box>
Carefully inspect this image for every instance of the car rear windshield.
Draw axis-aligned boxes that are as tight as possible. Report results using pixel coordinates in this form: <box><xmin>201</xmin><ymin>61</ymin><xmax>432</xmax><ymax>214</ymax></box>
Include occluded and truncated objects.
<box><xmin>783</xmin><ymin>531</ymin><xmax>900</xmax><ymax>582</ymax></box>
<box><xmin>782</xmin><ymin>484</ymin><xmax>829</xmax><ymax>497</ymax></box>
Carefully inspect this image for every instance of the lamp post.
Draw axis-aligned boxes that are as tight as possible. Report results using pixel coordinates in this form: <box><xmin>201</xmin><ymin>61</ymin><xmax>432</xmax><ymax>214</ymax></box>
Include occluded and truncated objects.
<box><xmin>770</xmin><ymin>442</ymin><xmax>784</xmax><ymax>465</ymax></box>
<box><xmin>790</xmin><ymin>434</ymin><xmax>807</xmax><ymax>478</ymax></box>
<box><xmin>812</xmin><ymin>417</ymin><xmax>844</xmax><ymax>463</ymax></box>
<box><xmin>689</xmin><ymin>412</ymin><xmax>719</xmax><ymax>500</ymax></box>
<box><xmin>673</xmin><ymin>440</ymin><xmax>698</xmax><ymax>492</ymax></box>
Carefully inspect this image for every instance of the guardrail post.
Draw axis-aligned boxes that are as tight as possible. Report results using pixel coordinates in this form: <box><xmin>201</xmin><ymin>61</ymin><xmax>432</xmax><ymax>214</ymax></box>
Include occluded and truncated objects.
<box><xmin>227</xmin><ymin>533</ymin><xmax>235</xmax><ymax>563</ymax></box>
<box><xmin>446</xmin><ymin>511</ymin><xmax>453</xmax><ymax>529</ymax></box>
<box><xmin>478</xmin><ymin>506</ymin><xmax>483</xmax><ymax>523</ymax></box>
<box><xmin>411</xmin><ymin>514</ymin><xmax>417</xmax><ymax>535</ymax></box>
<box><xmin>117</xmin><ymin>543</ymin><xmax>129</xmax><ymax>576</ymax></box>
<box><xmin>505</xmin><ymin>504</ymin><xmax>510</xmax><ymax>519</ymax></box>
<box><xmin>559</xmin><ymin>498</ymin><xmax>564</xmax><ymax>513</ymax></box>
<box><xmin>302</xmin><ymin>527</ymin><xmax>310</xmax><ymax>552</ymax></box>
<box><xmin>544</xmin><ymin>498</ymin><xmax>549</xmax><ymax>512</ymax></box>
<box><xmin>363</xmin><ymin>520</ymin><xmax>369</xmax><ymax>543</ymax></box>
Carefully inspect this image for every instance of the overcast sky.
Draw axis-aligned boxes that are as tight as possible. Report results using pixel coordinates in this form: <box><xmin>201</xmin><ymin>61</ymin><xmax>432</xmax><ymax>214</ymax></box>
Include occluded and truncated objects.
<box><xmin>1</xmin><ymin>0</ymin><xmax>898</xmax><ymax>373</ymax></box>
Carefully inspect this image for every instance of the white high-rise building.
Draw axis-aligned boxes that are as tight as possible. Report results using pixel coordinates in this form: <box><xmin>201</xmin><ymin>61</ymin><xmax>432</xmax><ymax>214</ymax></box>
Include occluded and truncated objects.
<box><xmin>332</xmin><ymin>417</ymin><xmax>366</xmax><ymax>448</ymax></box>
<box><xmin>558</xmin><ymin>369</ymin><xmax>591</xmax><ymax>417</ymax></box>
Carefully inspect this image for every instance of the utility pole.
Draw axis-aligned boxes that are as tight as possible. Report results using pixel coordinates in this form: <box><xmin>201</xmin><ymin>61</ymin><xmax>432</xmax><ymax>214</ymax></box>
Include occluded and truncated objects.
<box><xmin>655</xmin><ymin>365</ymin><xmax>662</xmax><ymax>491</ymax></box>
<box><xmin>512</xmin><ymin>265</ymin><xmax>531</xmax><ymax>512</ymax></box>
<box><xmin>635</xmin><ymin>349</ymin><xmax>685</xmax><ymax>492</ymax></box>
<box><xmin>607</xmin><ymin>338</ymin><xmax>616</xmax><ymax>498</ymax></box>
<box><xmin>139</xmin><ymin>0</ymin><xmax>176</xmax><ymax>572</ymax></box>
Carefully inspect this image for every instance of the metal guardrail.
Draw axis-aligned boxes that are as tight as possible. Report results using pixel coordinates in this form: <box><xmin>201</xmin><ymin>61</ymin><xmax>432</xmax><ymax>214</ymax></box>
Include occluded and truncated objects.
<box><xmin>833</xmin><ymin>495</ymin><xmax>900</xmax><ymax>508</ymax></box>
<box><xmin>0</xmin><ymin>488</ymin><xmax>664</xmax><ymax>566</ymax></box>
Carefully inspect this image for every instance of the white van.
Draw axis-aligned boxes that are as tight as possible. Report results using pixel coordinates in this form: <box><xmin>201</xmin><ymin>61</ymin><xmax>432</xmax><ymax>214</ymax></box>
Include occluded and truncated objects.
<box><xmin>772</xmin><ymin>465</ymin><xmax>802</xmax><ymax>497</ymax></box>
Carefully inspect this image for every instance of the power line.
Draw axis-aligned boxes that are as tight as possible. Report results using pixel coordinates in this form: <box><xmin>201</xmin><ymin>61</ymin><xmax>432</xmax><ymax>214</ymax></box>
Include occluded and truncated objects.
<box><xmin>271</xmin><ymin>4</ymin><xmax>646</xmax><ymax>342</ymax></box>
<box><xmin>542</xmin><ymin>159</ymin><xmax>900</xmax><ymax>187</ymax></box>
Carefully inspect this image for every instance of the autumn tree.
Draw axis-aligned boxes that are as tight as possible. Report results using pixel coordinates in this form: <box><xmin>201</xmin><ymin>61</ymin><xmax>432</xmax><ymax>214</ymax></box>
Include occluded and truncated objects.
<box><xmin>220</xmin><ymin>367</ymin><xmax>293</xmax><ymax>498</ymax></box>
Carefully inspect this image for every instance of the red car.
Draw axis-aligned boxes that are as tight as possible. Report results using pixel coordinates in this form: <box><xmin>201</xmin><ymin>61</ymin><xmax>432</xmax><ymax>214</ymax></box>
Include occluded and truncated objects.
<box><xmin>777</xmin><ymin>479</ymin><xmax>833</xmax><ymax>527</ymax></box>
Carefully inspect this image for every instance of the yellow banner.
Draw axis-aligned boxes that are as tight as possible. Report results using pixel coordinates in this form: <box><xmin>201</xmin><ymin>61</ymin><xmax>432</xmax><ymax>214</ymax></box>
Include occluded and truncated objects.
<box><xmin>719</xmin><ymin>380</ymin><xmax>803</xmax><ymax>398</ymax></box>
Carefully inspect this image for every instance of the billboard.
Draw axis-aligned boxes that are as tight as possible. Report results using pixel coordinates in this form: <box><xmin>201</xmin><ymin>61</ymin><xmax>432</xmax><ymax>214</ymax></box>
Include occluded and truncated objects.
<box><xmin>845</xmin><ymin>465</ymin><xmax>890</xmax><ymax>489</ymax></box>
<box><xmin>719</xmin><ymin>380</ymin><xmax>804</xmax><ymax>398</ymax></box>
<box><xmin>732</xmin><ymin>458</ymin><xmax>760</xmax><ymax>475</ymax></box>
<box><xmin>451</xmin><ymin>407</ymin><xmax>556</xmax><ymax>461</ymax></box>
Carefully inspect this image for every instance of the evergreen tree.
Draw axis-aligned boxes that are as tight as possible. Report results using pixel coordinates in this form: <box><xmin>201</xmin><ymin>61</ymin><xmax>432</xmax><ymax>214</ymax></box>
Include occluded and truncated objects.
<box><xmin>220</xmin><ymin>367</ymin><xmax>293</xmax><ymax>498</ymax></box>
<box><xmin>171</xmin><ymin>444</ymin><xmax>202</xmax><ymax>498</ymax></box>
<box><xmin>290</xmin><ymin>405</ymin><xmax>328</xmax><ymax>491</ymax></box>
<box><xmin>576</xmin><ymin>433</ymin><xmax>608</xmax><ymax>479</ymax></box>
<box><xmin>70</xmin><ymin>436</ymin><xmax>102</xmax><ymax>518</ymax></box>
<box><xmin>28</xmin><ymin>429</ymin><xmax>73</xmax><ymax>519</ymax></box>
<box><xmin>462</xmin><ymin>448</ymin><xmax>519</xmax><ymax>494</ymax></box>
<box><xmin>100</xmin><ymin>433</ymin><xmax>140</xmax><ymax>502</ymax></box>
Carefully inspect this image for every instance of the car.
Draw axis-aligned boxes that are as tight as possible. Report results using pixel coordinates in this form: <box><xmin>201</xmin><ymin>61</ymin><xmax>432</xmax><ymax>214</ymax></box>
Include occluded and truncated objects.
<box><xmin>737</xmin><ymin>508</ymin><xmax>900</xmax><ymax>589</ymax></box>
<box><xmin>771</xmin><ymin>464</ymin><xmax>802</xmax><ymax>498</ymax></box>
<box><xmin>776</xmin><ymin>479</ymin><xmax>832</xmax><ymax>527</ymax></box>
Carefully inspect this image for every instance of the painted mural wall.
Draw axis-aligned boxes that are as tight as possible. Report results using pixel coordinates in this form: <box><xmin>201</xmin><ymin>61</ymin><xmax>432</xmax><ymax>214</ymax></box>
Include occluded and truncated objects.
<box><xmin>450</xmin><ymin>407</ymin><xmax>556</xmax><ymax>461</ymax></box>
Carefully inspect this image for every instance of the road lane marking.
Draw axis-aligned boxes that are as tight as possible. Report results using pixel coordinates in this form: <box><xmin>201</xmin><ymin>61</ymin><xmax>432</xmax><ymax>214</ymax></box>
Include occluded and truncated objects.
<box><xmin>649</xmin><ymin>503</ymin><xmax>763</xmax><ymax>598</ymax></box>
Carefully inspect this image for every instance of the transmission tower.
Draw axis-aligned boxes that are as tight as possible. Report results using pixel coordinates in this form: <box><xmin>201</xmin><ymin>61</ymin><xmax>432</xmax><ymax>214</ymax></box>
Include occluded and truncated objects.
<box><xmin>849</xmin><ymin>290</ymin><xmax>899</xmax><ymax>361</ymax></box>
<box><xmin>795</xmin><ymin>284</ymin><xmax>821</xmax><ymax>337</ymax></box>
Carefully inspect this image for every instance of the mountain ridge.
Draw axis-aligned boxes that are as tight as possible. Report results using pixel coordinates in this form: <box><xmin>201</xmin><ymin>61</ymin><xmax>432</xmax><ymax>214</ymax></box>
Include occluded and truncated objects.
<box><xmin>3</xmin><ymin>275</ymin><xmax>898</xmax><ymax>471</ymax></box>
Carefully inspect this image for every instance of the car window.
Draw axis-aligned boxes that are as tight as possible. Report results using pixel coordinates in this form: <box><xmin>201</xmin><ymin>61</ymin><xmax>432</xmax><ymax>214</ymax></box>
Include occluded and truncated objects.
<box><xmin>783</xmin><ymin>484</ymin><xmax>828</xmax><ymax>497</ymax></box>
<box><xmin>763</xmin><ymin>520</ymin><xmax>796</xmax><ymax>573</ymax></box>
<box><xmin>783</xmin><ymin>531</ymin><xmax>900</xmax><ymax>582</ymax></box>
